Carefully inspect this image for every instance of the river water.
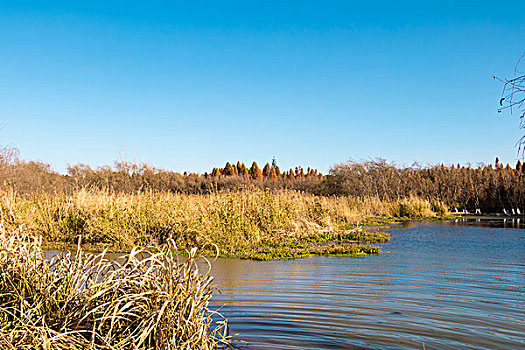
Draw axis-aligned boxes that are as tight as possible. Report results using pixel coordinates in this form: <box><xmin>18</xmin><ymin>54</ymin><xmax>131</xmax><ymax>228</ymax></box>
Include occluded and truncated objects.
<box><xmin>210</xmin><ymin>220</ymin><xmax>525</xmax><ymax>349</ymax></box>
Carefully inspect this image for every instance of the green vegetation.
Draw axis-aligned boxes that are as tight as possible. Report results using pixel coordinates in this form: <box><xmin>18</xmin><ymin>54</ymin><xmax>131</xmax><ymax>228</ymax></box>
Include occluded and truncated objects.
<box><xmin>0</xmin><ymin>188</ymin><xmax>449</xmax><ymax>260</ymax></box>
<box><xmin>241</xmin><ymin>243</ymin><xmax>382</xmax><ymax>261</ymax></box>
<box><xmin>0</xmin><ymin>225</ymin><xmax>231</xmax><ymax>350</ymax></box>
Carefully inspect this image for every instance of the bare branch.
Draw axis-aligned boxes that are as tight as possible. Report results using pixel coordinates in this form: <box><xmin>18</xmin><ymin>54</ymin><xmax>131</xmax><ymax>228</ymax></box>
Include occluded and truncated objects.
<box><xmin>495</xmin><ymin>53</ymin><xmax>525</xmax><ymax>155</ymax></box>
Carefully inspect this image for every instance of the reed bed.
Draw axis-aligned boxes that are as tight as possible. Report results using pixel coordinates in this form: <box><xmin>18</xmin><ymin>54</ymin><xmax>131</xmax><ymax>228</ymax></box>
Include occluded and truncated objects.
<box><xmin>0</xmin><ymin>188</ymin><xmax>446</xmax><ymax>257</ymax></box>
<box><xmin>0</xmin><ymin>224</ymin><xmax>231</xmax><ymax>350</ymax></box>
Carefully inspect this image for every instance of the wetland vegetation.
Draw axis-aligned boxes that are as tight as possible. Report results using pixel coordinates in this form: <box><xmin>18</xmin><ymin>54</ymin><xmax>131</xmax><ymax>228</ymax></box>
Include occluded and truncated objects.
<box><xmin>0</xmin><ymin>188</ymin><xmax>405</xmax><ymax>259</ymax></box>
<box><xmin>4</xmin><ymin>146</ymin><xmax>525</xmax><ymax>259</ymax></box>
<box><xmin>1</xmin><ymin>149</ymin><xmax>523</xmax><ymax>350</ymax></box>
<box><xmin>0</xmin><ymin>225</ymin><xmax>232</xmax><ymax>350</ymax></box>
<box><xmin>1</xmin><ymin>148</ymin><xmax>524</xmax><ymax>348</ymax></box>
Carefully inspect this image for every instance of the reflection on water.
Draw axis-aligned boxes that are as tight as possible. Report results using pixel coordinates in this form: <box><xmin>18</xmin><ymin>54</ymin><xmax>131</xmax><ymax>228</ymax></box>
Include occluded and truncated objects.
<box><xmin>450</xmin><ymin>216</ymin><xmax>525</xmax><ymax>229</ymax></box>
<box><xmin>210</xmin><ymin>221</ymin><xmax>525</xmax><ymax>349</ymax></box>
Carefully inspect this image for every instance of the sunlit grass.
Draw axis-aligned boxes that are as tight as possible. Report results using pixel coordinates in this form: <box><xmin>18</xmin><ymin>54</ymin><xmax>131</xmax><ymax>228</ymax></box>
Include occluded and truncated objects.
<box><xmin>0</xmin><ymin>188</ymin><xmax>447</xmax><ymax>258</ymax></box>
<box><xmin>0</xmin><ymin>224</ymin><xmax>232</xmax><ymax>349</ymax></box>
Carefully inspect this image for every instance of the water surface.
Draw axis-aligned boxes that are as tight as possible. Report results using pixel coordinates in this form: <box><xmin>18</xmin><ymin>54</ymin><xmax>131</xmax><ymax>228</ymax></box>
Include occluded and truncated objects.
<box><xmin>210</xmin><ymin>221</ymin><xmax>525</xmax><ymax>349</ymax></box>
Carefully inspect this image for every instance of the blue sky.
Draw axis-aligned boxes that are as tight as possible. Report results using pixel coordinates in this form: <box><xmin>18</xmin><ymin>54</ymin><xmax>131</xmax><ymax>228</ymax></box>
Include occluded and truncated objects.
<box><xmin>1</xmin><ymin>1</ymin><xmax>524</xmax><ymax>174</ymax></box>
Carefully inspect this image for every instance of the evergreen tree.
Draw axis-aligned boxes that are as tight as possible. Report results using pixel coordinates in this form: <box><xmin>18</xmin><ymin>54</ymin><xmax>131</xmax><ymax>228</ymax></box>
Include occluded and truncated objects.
<box><xmin>223</xmin><ymin>162</ymin><xmax>234</xmax><ymax>176</ymax></box>
<box><xmin>262</xmin><ymin>163</ymin><xmax>271</xmax><ymax>177</ymax></box>
<box><xmin>269</xmin><ymin>166</ymin><xmax>277</xmax><ymax>180</ymax></box>
<box><xmin>240</xmin><ymin>166</ymin><xmax>250</xmax><ymax>181</ymax></box>
<box><xmin>250</xmin><ymin>161</ymin><xmax>263</xmax><ymax>180</ymax></box>
<box><xmin>287</xmin><ymin>169</ymin><xmax>295</xmax><ymax>181</ymax></box>
<box><xmin>236</xmin><ymin>161</ymin><xmax>242</xmax><ymax>174</ymax></box>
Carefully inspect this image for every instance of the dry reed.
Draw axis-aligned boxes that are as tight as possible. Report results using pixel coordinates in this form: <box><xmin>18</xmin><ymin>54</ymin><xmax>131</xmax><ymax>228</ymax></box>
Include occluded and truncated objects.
<box><xmin>0</xmin><ymin>224</ymin><xmax>232</xmax><ymax>350</ymax></box>
<box><xmin>0</xmin><ymin>188</ymin><xmax>445</xmax><ymax>257</ymax></box>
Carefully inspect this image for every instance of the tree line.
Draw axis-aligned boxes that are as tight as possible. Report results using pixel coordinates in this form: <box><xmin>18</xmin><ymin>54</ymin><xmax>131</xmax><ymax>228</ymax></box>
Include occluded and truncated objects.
<box><xmin>325</xmin><ymin>158</ymin><xmax>525</xmax><ymax>212</ymax></box>
<box><xmin>0</xmin><ymin>146</ymin><xmax>523</xmax><ymax>213</ymax></box>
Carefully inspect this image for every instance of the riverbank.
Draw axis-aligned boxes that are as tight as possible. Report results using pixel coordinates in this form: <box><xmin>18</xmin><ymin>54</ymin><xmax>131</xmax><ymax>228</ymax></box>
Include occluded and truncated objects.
<box><xmin>0</xmin><ymin>188</ymin><xmax>448</xmax><ymax>260</ymax></box>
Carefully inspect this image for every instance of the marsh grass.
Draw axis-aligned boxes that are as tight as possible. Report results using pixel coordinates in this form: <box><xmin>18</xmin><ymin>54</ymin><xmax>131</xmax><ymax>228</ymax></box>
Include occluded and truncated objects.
<box><xmin>0</xmin><ymin>188</ymin><xmax>446</xmax><ymax>259</ymax></box>
<box><xmin>0</xmin><ymin>225</ymin><xmax>232</xmax><ymax>350</ymax></box>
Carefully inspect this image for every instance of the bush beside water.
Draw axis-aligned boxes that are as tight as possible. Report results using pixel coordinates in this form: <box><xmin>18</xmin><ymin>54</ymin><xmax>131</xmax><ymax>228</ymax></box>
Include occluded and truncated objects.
<box><xmin>0</xmin><ymin>225</ymin><xmax>231</xmax><ymax>349</ymax></box>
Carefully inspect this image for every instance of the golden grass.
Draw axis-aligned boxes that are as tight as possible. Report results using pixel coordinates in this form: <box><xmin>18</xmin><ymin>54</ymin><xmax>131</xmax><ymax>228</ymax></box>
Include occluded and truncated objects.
<box><xmin>0</xmin><ymin>224</ymin><xmax>232</xmax><ymax>349</ymax></box>
<box><xmin>0</xmin><ymin>188</ymin><xmax>447</xmax><ymax>257</ymax></box>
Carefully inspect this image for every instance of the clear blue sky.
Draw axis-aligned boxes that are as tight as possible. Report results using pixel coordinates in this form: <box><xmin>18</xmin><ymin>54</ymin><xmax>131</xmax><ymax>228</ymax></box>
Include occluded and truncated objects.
<box><xmin>1</xmin><ymin>1</ymin><xmax>524</xmax><ymax>174</ymax></box>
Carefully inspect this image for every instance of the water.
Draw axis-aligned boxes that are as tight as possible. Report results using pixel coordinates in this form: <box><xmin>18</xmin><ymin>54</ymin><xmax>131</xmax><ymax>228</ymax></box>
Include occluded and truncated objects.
<box><xmin>210</xmin><ymin>221</ymin><xmax>525</xmax><ymax>349</ymax></box>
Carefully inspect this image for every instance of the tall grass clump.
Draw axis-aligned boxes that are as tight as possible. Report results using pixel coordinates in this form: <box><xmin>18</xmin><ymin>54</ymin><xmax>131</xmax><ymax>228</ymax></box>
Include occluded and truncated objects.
<box><xmin>0</xmin><ymin>224</ymin><xmax>231</xmax><ymax>350</ymax></box>
<box><xmin>389</xmin><ymin>197</ymin><xmax>436</xmax><ymax>218</ymax></box>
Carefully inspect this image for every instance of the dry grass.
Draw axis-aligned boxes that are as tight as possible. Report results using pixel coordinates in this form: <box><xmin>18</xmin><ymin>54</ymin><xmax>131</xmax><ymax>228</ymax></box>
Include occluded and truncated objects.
<box><xmin>0</xmin><ymin>224</ymin><xmax>232</xmax><ymax>350</ymax></box>
<box><xmin>0</xmin><ymin>188</ymin><xmax>447</xmax><ymax>256</ymax></box>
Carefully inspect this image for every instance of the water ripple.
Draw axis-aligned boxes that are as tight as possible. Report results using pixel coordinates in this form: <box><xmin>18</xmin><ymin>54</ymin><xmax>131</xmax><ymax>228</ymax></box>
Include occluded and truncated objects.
<box><xmin>211</xmin><ymin>222</ymin><xmax>525</xmax><ymax>349</ymax></box>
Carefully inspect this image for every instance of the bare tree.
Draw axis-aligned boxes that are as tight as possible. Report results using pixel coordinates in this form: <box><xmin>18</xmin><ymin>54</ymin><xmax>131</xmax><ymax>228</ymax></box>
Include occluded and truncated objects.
<box><xmin>494</xmin><ymin>53</ymin><xmax>525</xmax><ymax>153</ymax></box>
